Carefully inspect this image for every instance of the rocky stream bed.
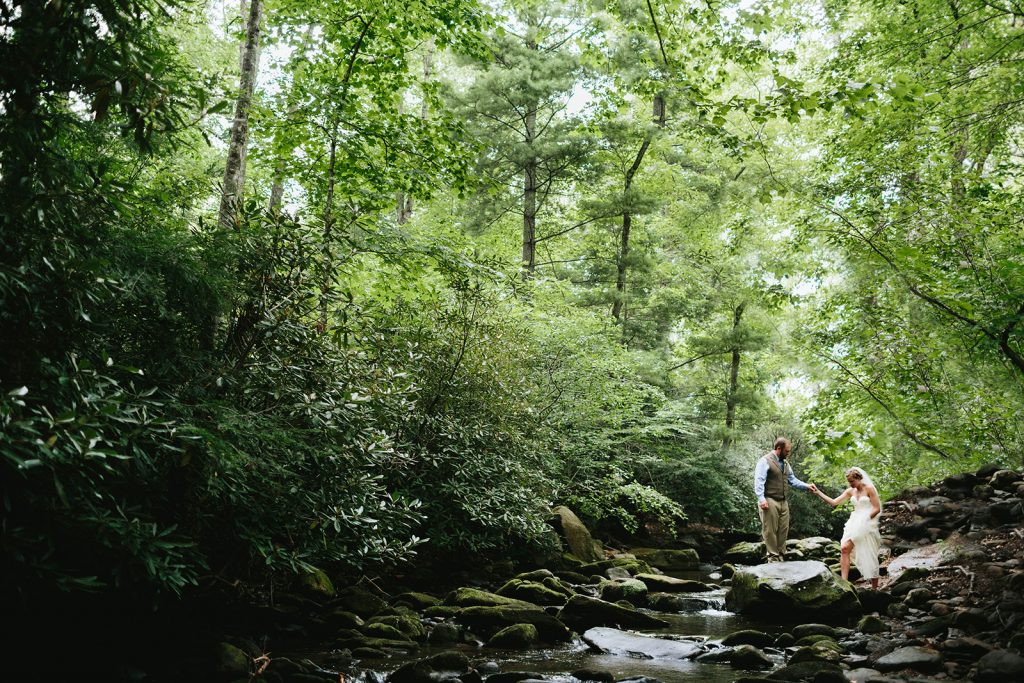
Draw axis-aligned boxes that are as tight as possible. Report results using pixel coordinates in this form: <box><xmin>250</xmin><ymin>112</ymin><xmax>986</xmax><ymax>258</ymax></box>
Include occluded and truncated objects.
<box><xmin>145</xmin><ymin>467</ymin><xmax>1024</xmax><ymax>683</ymax></box>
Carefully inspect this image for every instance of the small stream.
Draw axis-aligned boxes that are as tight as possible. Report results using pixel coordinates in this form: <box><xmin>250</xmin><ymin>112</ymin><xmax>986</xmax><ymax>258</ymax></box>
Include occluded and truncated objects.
<box><xmin>298</xmin><ymin>566</ymin><xmax>797</xmax><ymax>683</ymax></box>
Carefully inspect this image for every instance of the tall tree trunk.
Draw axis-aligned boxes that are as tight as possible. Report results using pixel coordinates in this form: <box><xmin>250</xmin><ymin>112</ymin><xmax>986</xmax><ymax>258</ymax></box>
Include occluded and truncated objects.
<box><xmin>612</xmin><ymin>94</ymin><xmax>666</xmax><ymax>322</ymax></box>
<box><xmin>219</xmin><ymin>0</ymin><xmax>263</xmax><ymax>229</ymax></box>
<box><xmin>397</xmin><ymin>39</ymin><xmax>435</xmax><ymax>224</ymax></box>
<box><xmin>319</xmin><ymin>122</ymin><xmax>339</xmax><ymax>332</ymax></box>
<box><xmin>723</xmin><ymin>301</ymin><xmax>746</xmax><ymax>446</ymax></box>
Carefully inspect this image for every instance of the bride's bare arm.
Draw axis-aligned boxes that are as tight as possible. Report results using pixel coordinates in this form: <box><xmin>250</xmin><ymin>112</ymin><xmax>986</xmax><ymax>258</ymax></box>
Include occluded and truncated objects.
<box><xmin>866</xmin><ymin>485</ymin><xmax>881</xmax><ymax>519</ymax></box>
<box><xmin>814</xmin><ymin>486</ymin><xmax>853</xmax><ymax>508</ymax></box>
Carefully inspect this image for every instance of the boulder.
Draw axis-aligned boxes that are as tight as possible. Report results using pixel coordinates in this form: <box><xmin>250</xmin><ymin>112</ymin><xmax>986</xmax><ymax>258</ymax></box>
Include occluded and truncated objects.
<box><xmin>721</xmin><ymin>630</ymin><xmax>773</xmax><ymax>648</ymax></box>
<box><xmin>991</xmin><ymin>469</ymin><xmax>1023</xmax><ymax>490</ymax></box>
<box><xmin>724</xmin><ymin>541</ymin><xmax>766</xmax><ymax>565</ymax></box>
<box><xmin>579</xmin><ymin>558</ymin><xmax>653</xmax><ymax>576</ymax></box>
<box><xmin>647</xmin><ymin>593</ymin><xmax>718</xmax><ymax>612</ymax></box>
<box><xmin>213</xmin><ymin>642</ymin><xmax>250</xmax><ymax>679</ymax></box>
<box><xmin>856</xmin><ymin>615</ymin><xmax>887</xmax><ymax>634</ymax></box>
<box><xmin>765</xmin><ymin>661</ymin><xmax>844</xmax><ymax>681</ymax></box>
<box><xmin>387</xmin><ymin>651</ymin><xmax>471</xmax><ymax>683</ymax></box>
<box><xmin>487</xmin><ymin>623</ymin><xmax>539</xmax><ymax>649</ymax></box>
<box><xmin>976</xmin><ymin>649</ymin><xmax>1024</xmax><ymax>683</ymax></box>
<box><xmin>551</xmin><ymin>506</ymin><xmax>603</xmax><ymax>562</ymax></box>
<box><xmin>633</xmin><ymin>574</ymin><xmax>711</xmax><ymax>593</ymax></box>
<box><xmin>456</xmin><ymin>605</ymin><xmax>571</xmax><ymax>642</ymax></box>
<box><xmin>496</xmin><ymin>580</ymin><xmax>570</xmax><ymax>606</ymax></box>
<box><xmin>557</xmin><ymin>594</ymin><xmax>668</xmax><ymax>631</ymax></box>
<box><xmin>362</xmin><ymin>622</ymin><xmax>411</xmax><ymax>642</ymax></box>
<box><xmin>729</xmin><ymin>644</ymin><xmax>772</xmax><ymax>669</ymax></box>
<box><xmin>332</xmin><ymin>585</ymin><xmax>387</xmax><ymax>618</ymax></box>
<box><xmin>581</xmin><ymin>627</ymin><xmax>702</xmax><ymax>659</ymax></box>
<box><xmin>392</xmin><ymin>592</ymin><xmax>441</xmax><ymax>610</ymax></box>
<box><xmin>598</xmin><ymin>579</ymin><xmax>648</xmax><ymax>606</ymax></box>
<box><xmin>445</xmin><ymin>588</ymin><xmax>537</xmax><ymax>609</ymax></box>
<box><xmin>788</xmin><ymin>645</ymin><xmax>841</xmax><ymax>665</ymax></box>
<box><xmin>873</xmin><ymin>646</ymin><xmax>942</xmax><ymax>673</ymax></box>
<box><xmin>628</xmin><ymin>548</ymin><xmax>700</xmax><ymax>571</ymax></box>
<box><xmin>366</xmin><ymin>614</ymin><xmax>426</xmax><ymax>640</ymax></box>
<box><xmin>725</xmin><ymin>561</ymin><xmax>861</xmax><ymax>619</ymax></box>
<box><xmin>570</xmin><ymin>669</ymin><xmax>614</xmax><ymax>683</ymax></box>
<box><xmin>297</xmin><ymin>567</ymin><xmax>336</xmax><ymax>600</ymax></box>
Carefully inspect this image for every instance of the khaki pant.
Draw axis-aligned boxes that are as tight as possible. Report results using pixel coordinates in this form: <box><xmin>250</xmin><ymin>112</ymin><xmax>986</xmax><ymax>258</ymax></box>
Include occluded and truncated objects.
<box><xmin>758</xmin><ymin>497</ymin><xmax>790</xmax><ymax>562</ymax></box>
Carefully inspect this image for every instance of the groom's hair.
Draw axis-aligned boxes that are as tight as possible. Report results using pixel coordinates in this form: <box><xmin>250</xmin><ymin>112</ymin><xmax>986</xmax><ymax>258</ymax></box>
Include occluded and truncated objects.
<box><xmin>773</xmin><ymin>437</ymin><xmax>789</xmax><ymax>451</ymax></box>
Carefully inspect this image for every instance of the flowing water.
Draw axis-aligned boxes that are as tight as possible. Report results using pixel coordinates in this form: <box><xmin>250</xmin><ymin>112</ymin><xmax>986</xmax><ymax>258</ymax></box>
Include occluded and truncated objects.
<box><xmin>302</xmin><ymin>567</ymin><xmax>792</xmax><ymax>683</ymax></box>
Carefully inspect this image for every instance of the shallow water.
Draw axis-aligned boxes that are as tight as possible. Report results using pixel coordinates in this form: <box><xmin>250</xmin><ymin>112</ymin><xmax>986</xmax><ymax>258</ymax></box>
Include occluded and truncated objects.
<box><xmin>303</xmin><ymin>568</ymin><xmax>789</xmax><ymax>683</ymax></box>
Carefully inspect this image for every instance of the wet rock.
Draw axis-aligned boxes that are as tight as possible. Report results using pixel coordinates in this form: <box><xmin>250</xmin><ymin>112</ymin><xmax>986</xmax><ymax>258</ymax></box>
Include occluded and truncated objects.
<box><xmin>487</xmin><ymin>673</ymin><xmax>542</xmax><ymax>683</ymax></box>
<box><xmin>445</xmin><ymin>588</ymin><xmax>537</xmax><ymax>609</ymax></box>
<box><xmin>976</xmin><ymin>650</ymin><xmax>1024</xmax><ymax>683</ymax></box>
<box><xmin>570</xmin><ymin>668</ymin><xmax>614</xmax><ymax>683</ymax></box>
<box><xmin>578</xmin><ymin>558</ymin><xmax>653</xmax><ymax>576</ymax></box>
<box><xmin>496</xmin><ymin>580</ymin><xmax>571</xmax><ymax>606</ymax></box>
<box><xmin>646</xmin><ymin>593</ymin><xmax>716</xmax><ymax>612</ymax></box>
<box><xmin>991</xmin><ymin>469</ymin><xmax>1023</xmax><ymax>490</ymax></box>
<box><xmin>555</xmin><ymin>571</ymin><xmax>589</xmax><ymax>584</ymax></box>
<box><xmin>788</xmin><ymin>645</ymin><xmax>841</xmax><ymax>665</ymax></box>
<box><xmin>598</xmin><ymin>579</ymin><xmax>648</xmax><ymax>606</ymax></box>
<box><xmin>720</xmin><ymin>563</ymin><xmax>736</xmax><ymax>579</ymax></box>
<box><xmin>873</xmin><ymin>645</ymin><xmax>942</xmax><ymax>673</ymax></box>
<box><xmin>694</xmin><ymin>646</ymin><xmax>735</xmax><ymax>663</ymax></box>
<box><xmin>633</xmin><ymin>574</ymin><xmax>710</xmax><ymax>593</ymax></box>
<box><xmin>729</xmin><ymin>644</ymin><xmax>773</xmax><ymax>669</ymax></box>
<box><xmin>903</xmin><ymin>587</ymin><xmax>934</xmax><ymax>607</ymax></box>
<box><xmin>474</xmin><ymin>662</ymin><xmax>500</xmax><ymax>675</ymax></box>
<box><xmin>581</xmin><ymin>627</ymin><xmax>702</xmax><ymax>659</ymax></box>
<box><xmin>844</xmin><ymin>669</ymin><xmax>882</xmax><ymax>683</ymax></box>
<box><xmin>392</xmin><ymin>592</ymin><xmax>441</xmax><ymax>610</ymax></box>
<box><xmin>724</xmin><ymin>541</ymin><xmax>766</xmax><ymax>565</ymax></box>
<box><xmin>627</xmin><ymin>548</ymin><xmax>700</xmax><ymax>571</ymax></box>
<box><xmin>367</xmin><ymin>614</ymin><xmax>426</xmax><ymax>640</ymax></box>
<box><xmin>726</xmin><ymin>561</ymin><xmax>861</xmax><ymax>619</ymax></box>
<box><xmin>774</xmin><ymin>632</ymin><xmax>795</xmax><ymax>647</ymax></box>
<box><xmin>794</xmin><ymin>635</ymin><xmax>841</xmax><ymax>652</ymax></box>
<box><xmin>487</xmin><ymin>623</ymin><xmax>539</xmax><ymax>649</ymax></box>
<box><xmin>326</xmin><ymin>609</ymin><xmax>364</xmax><ymax>630</ymax></box>
<box><xmin>764</xmin><ymin>661</ymin><xmax>844</xmax><ymax>681</ymax></box>
<box><xmin>551</xmin><ymin>506</ymin><xmax>603</xmax><ymax>562</ymax></box>
<box><xmin>791</xmin><ymin>624</ymin><xmax>839</xmax><ymax>640</ymax></box>
<box><xmin>606</xmin><ymin>567</ymin><xmax>631</xmax><ymax>580</ymax></box>
<box><xmin>557</xmin><ymin>594</ymin><xmax>668</xmax><ymax>631</ymax></box>
<box><xmin>721</xmin><ymin>629</ymin><xmax>773</xmax><ymax>648</ymax></box>
<box><xmin>387</xmin><ymin>651</ymin><xmax>471</xmax><ymax>683</ymax></box>
<box><xmin>362</xmin><ymin>622</ymin><xmax>411</xmax><ymax>642</ymax></box>
<box><xmin>427</xmin><ymin>622</ymin><xmax>462</xmax><ymax>645</ymax></box>
<box><xmin>856</xmin><ymin>615</ymin><xmax>887</xmax><ymax>633</ymax></box>
<box><xmin>457</xmin><ymin>605</ymin><xmax>571</xmax><ymax>642</ymax></box>
<box><xmin>424</xmin><ymin>606</ymin><xmax>462</xmax><ymax>619</ymax></box>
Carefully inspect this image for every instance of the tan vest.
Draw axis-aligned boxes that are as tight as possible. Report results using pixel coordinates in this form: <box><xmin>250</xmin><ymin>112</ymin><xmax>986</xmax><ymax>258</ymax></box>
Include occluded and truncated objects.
<box><xmin>764</xmin><ymin>453</ymin><xmax>789</xmax><ymax>501</ymax></box>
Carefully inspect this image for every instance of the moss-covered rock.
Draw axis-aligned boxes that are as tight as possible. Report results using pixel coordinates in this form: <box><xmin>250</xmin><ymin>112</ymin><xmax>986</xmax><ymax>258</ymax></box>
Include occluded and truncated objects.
<box><xmin>557</xmin><ymin>594</ymin><xmax>668</xmax><ymax>632</ymax></box>
<box><xmin>297</xmin><ymin>567</ymin><xmax>336</xmax><ymax>600</ymax></box>
<box><xmin>213</xmin><ymin>642</ymin><xmax>249</xmax><ymax>679</ymax></box>
<box><xmin>721</xmin><ymin>630</ymin><xmax>773</xmax><ymax>648</ymax></box>
<box><xmin>789</xmin><ymin>645</ymin><xmax>842</xmax><ymax>665</ymax></box>
<box><xmin>725</xmin><ymin>561</ymin><xmax>861</xmax><ymax>620</ymax></box>
<box><xmin>325</xmin><ymin>608</ymin><xmax>364</xmax><ymax>630</ymax></box>
<box><xmin>765</xmin><ymin>661</ymin><xmax>844</xmax><ymax>681</ymax></box>
<box><xmin>391</xmin><ymin>592</ymin><xmax>441</xmax><ymax>610</ymax></box>
<box><xmin>386</xmin><ymin>651</ymin><xmax>470</xmax><ymax>683</ymax></box>
<box><xmin>456</xmin><ymin>605</ymin><xmax>572</xmax><ymax>642</ymax></box>
<box><xmin>724</xmin><ymin>541</ymin><xmax>766</xmax><ymax>565</ymax></box>
<box><xmin>729</xmin><ymin>644</ymin><xmax>773</xmax><ymax>669</ymax></box>
<box><xmin>331</xmin><ymin>585</ymin><xmax>387</xmax><ymax>618</ymax></box>
<box><xmin>362</xmin><ymin>622</ymin><xmax>410</xmax><ymax>641</ymax></box>
<box><xmin>856</xmin><ymin>614</ymin><xmax>888</xmax><ymax>634</ymax></box>
<box><xmin>366</xmin><ymin>614</ymin><xmax>426</xmax><ymax>640</ymax></box>
<box><xmin>598</xmin><ymin>579</ymin><xmax>648</xmax><ymax>606</ymax></box>
<box><xmin>423</xmin><ymin>605</ymin><xmax>462</xmax><ymax>619</ymax></box>
<box><xmin>634</xmin><ymin>573</ymin><xmax>711</xmax><ymax>593</ymax></box>
<box><xmin>629</xmin><ymin>547</ymin><xmax>700</xmax><ymax>571</ymax></box>
<box><xmin>487</xmin><ymin>623</ymin><xmax>540</xmax><ymax>649</ymax></box>
<box><xmin>551</xmin><ymin>506</ymin><xmax>603</xmax><ymax>562</ymax></box>
<box><xmin>444</xmin><ymin>587</ymin><xmax>538</xmax><ymax>609</ymax></box>
<box><xmin>578</xmin><ymin>558</ymin><xmax>653</xmax><ymax>576</ymax></box>
<box><xmin>496</xmin><ymin>579</ymin><xmax>570</xmax><ymax>606</ymax></box>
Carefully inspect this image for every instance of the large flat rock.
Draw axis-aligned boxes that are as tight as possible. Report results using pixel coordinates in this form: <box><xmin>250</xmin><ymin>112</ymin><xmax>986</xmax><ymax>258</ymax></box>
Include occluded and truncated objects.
<box><xmin>582</xmin><ymin>627</ymin><xmax>703</xmax><ymax>659</ymax></box>
<box><xmin>725</xmin><ymin>560</ymin><xmax>860</xmax><ymax>619</ymax></box>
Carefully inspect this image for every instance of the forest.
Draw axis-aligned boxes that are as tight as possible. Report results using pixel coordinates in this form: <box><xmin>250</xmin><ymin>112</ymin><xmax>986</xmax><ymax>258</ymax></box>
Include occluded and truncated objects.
<box><xmin>2</xmin><ymin>0</ymin><xmax>1023</xmax><ymax>674</ymax></box>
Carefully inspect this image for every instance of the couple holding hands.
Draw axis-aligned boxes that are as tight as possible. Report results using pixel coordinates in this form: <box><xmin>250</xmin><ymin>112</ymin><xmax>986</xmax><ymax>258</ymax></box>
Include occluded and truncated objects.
<box><xmin>753</xmin><ymin>438</ymin><xmax>882</xmax><ymax>588</ymax></box>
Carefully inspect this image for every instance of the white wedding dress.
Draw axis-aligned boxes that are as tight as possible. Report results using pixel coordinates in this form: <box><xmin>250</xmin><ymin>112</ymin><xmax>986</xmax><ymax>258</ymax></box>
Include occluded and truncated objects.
<box><xmin>841</xmin><ymin>493</ymin><xmax>882</xmax><ymax>579</ymax></box>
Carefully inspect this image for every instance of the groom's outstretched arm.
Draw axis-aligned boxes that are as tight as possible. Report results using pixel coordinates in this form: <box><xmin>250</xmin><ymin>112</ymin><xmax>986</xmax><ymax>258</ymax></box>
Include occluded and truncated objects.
<box><xmin>786</xmin><ymin>465</ymin><xmax>811</xmax><ymax>491</ymax></box>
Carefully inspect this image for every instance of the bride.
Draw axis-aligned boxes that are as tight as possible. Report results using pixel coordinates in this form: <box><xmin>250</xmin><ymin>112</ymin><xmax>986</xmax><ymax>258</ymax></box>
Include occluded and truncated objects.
<box><xmin>810</xmin><ymin>467</ymin><xmax>882</xmax><ymax>588</ymax></box>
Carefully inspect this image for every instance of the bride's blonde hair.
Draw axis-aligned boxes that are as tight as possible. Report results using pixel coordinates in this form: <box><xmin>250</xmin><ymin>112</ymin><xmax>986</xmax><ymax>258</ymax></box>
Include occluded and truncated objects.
<box><xmin>845</xmin><ymin>467</ymin><xmax>863</xmax><ymax>480</ymax></box>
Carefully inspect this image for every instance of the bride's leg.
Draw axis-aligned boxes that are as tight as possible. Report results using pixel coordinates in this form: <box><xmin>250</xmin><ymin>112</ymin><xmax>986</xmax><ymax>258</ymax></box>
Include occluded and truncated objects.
<box><xmin>870</xmin><ymin>577</ymin><xmax>879</xmax><ymax>589</ymax></box>
<box><xmin>840</xmin><ymin>539</ymin><xmax>854</xmax><ymax>581</ymax></box>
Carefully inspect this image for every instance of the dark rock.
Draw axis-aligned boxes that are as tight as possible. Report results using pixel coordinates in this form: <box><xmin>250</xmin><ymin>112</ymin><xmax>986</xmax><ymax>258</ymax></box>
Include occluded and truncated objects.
<box><xmin>387</xmin><ymin>651</ymin><xmax>471</xmax><ymax>683</ymax></box>
<box><xmin>487</xmin><ymin>624</ymin><xmax>539</xmax><ymax>649</ymax></box>
<box><xmin>446</xmin><ymin>588</ymin><xmax>537</xmax><ymax>609</ymax></box>
<box><xmin>627</xmin><ymin>548</ymin><xmax>700</xmax><ymax>571</ymax></box>
<box><xmin>976</xmin><ymin>650</ymin><xmax>1024</xmax><ymax>683</ymax></box>
<box><xmin>598</xmin><ymin>579</ymin><xmax>648</xmax><ymax>606</ymax></box>
<box><xmin>729</xmin><ymin>644</ymin><xmax>773</xmax><ymax>669</ymax></box>
<box><xmin>557</xmin><ymin>595</ymin><xmax>668</xmax><ymax>631</ymax></box>
<box><xmin>326</xmin><ymin>609</ymin><xmax>364</xmax><ymax>630</ymax></box>
<box><xmin>765</xmin><ymin>661</ymin><xmax>844</xmax><ymax>681</ymax></box>
<box><xmin>554</xmin><ymin>571</ymin><xmax>589</xmax><ymax>584</ymax></box>
<box><xmin>497</xmin><ymin>580</ymin><xmax>571</xmax><ymax>606</ymax></box>
<box><xmin>724</xmin><ymin>541</ymin><xmax>766</xmax><ymax>564</ymax></box>
<box><xmin>975</xmin><ymin>464</ymin><xmax>1002</xmax><ymax>479</ymax></box>
<box><xmin>458</xmin><ymin>605</ymin><xmax>571</xmax><ymax>642</ymax></box>
<box><xmin>789</xmin><ymin>646</ymin><xmax>841</xmax><ymax>665</ymax></box>
<box><xmin>428</xmin><ymin>622</ymin><xmax>462</xmax><ymax>645</ymax></box>
<box><xmin>333</xmin><ymin>586</ymin><xmax>387</xmax><ymax>618</ymax></box>
<box><xmin>392</xmin><ymin>592</ymin><xmax>442</xmax><ymax>610</ymax></box>
<box><xmin>907</xmin><ymin>614</ymin><xmax>952</xmax><ymax>638</ymax></box>
<box><xmin>873</xmin><ymin>646</ymin><xmax>942</xmax><ymax>673</ymax></box>
<box><xmin>214</xmin><ymin>642</ymin><xmax>250</xmax><ymax>679</ymax></box>
<box><xmin>722</xmin><ymin>629</ymin><xmax>774</xmax><ymax>648</ymax></box>
<box><xmin>856</xmin><ymin>615</ymin><xmax>887</xmax><ymax>633</ymax></box>
<box><xmin>362</xmin><ymin>623</ymin><xmax>411</xmax><ymax>642</ymax></box>
<box><xmin>424</xmin><ymin>606</ymin><xmax>463</xmax><ymax>619</ymax></box>
<box><xmin>774</xmin><ymin>632</ymin><xmax>795</xmax><ymax>647</ymax></box>
<box><xmin>792</xmin><ymin>624</ymin><xmax>839</xmax><ymax>640</ymax></box>
<box><xmin>721</xmin><ymin>563</ymin><xmax>736</xmax><ymax>579</ymax></box>
<box><xmin>297</xmin><ymin>567</ymin><xmax>336</xmax><ymax>600</ymax></box>
<box><xmin>991</xmin><ymin>469</ymin><xmax>1023</xmax><ymax>490</ymax></box>
<box><xmin>570</xmin><ymin>669</ymin><xmax>615</xmax><ymax>683</ymax></box>
<box><xmin>903</xmin><ymin>587</ymin><xmax>934</xmax><ymax>607</ymax></box>
<box><xmin>486</xmin><ymin>673</ymin><xmax>542</xmax><ymax>683</ymax></box>
<box><xmin>794</xmin><ymin>635</ymin><xmax>840</xmax><ymax>651</ymax></box>
<box><xmin>943</xmin><ymin>473</ymin><xmax>981</xmax><ymax>489</ymax></box>
<box><xmin>694</xmin><ymin>647</ymin><xmax>735</xmax><ymax>663</ymax></box>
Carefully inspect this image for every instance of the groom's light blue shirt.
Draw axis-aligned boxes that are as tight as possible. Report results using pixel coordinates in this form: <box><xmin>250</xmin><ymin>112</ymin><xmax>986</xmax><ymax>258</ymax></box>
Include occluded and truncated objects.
<box><xmin>753</xmin><ymin>453</ymin><xmax>810</xmax><ymax>504</ymax></box>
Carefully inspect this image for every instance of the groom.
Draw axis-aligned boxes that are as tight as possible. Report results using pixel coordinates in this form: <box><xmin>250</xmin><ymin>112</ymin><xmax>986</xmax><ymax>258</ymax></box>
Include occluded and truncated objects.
<box><xmin>753</xmin><ymin>437</ymin><xmax>815</xmax><ymax>563</ymax></box>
